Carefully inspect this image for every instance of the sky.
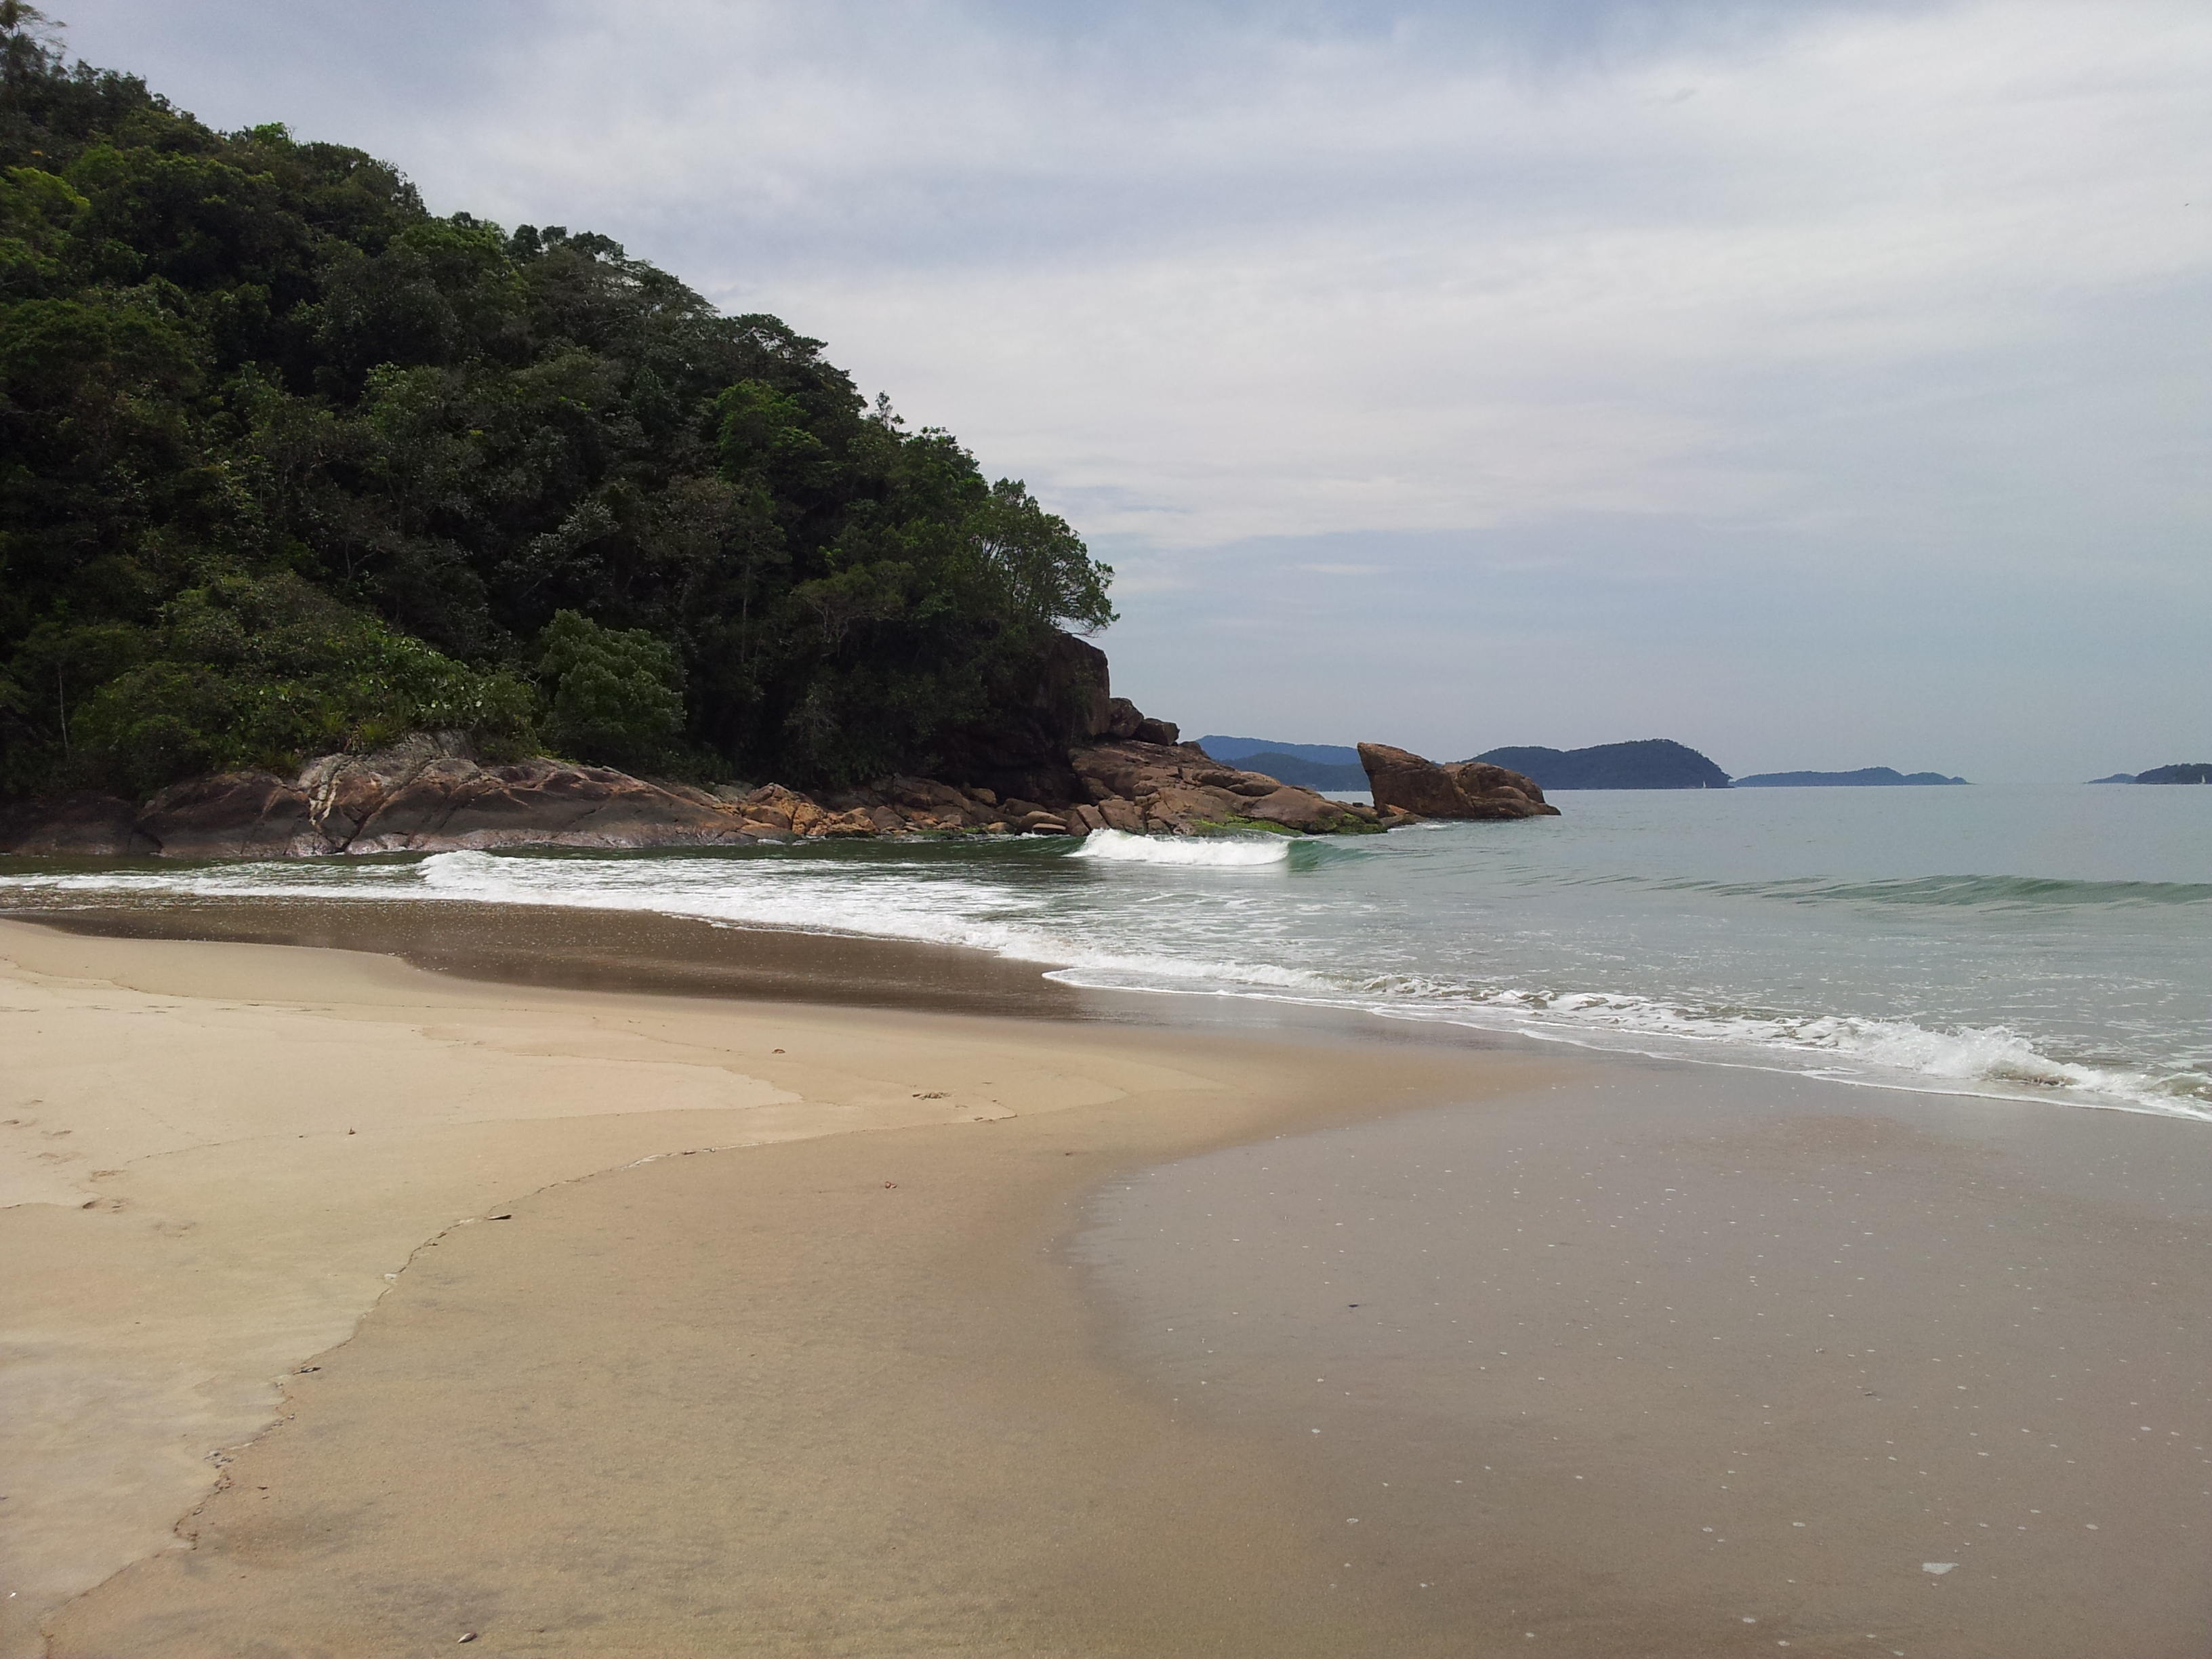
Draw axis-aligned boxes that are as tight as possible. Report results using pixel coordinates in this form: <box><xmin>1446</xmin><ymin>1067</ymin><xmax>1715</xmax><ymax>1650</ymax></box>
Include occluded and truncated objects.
<box><xmin>58</xmin><ymin>0</ymin><xmax>2212</xmax><ymax>779</ymax></box>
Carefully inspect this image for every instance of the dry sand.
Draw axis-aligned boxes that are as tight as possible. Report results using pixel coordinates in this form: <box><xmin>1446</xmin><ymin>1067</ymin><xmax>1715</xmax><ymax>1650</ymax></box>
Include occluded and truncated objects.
<box><xmin>2</xmin><ymin>911</ymin><xmax>2205</xmax><ymax>1656</ymax></box>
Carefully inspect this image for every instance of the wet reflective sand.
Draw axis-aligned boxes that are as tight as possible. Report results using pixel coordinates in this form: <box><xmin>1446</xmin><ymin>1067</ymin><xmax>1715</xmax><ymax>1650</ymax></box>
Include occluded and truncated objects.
<box><xmin>1076</xmin><ymin>1064</ymin><xmax>2211</xmax><ymax>1655</ymax></box>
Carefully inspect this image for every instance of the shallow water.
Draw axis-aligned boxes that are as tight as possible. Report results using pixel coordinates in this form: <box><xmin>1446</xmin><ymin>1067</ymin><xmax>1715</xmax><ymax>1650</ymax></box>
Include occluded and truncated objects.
<box><xmin>1</xmin><ymin>783</ymin><xmax>2205</xmax><ymax>1118</ymax></box>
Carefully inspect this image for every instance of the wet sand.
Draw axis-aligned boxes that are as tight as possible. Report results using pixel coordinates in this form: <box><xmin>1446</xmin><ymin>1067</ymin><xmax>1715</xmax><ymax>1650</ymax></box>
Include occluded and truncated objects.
<box><xmin>3</xmin><ymin>906</ymin><xmax>2207</xmax><ymax>1656</ymax></box>
<box><xmin>1078</xmin><ymin>1066</ymin><xmax>2211</xmax><ymax>1656</ymax></box>
<box><xmin>15</xmin><ymin>896</ymin><xmax>1097</xmax><ymax>1018</ymax></box>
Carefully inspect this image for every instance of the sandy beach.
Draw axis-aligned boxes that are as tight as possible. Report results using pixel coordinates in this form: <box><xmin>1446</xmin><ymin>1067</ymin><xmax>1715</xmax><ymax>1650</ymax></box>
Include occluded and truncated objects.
<box><xmin>3</xmin><ymin>909</ymin><xmax>2205</xmax><ymax>1656</ymax></box>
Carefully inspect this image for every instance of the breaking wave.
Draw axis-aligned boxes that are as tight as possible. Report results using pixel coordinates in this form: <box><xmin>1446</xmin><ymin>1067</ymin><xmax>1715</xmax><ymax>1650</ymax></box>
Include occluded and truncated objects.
<box><xmin>1069</xmin><ymin>829</ymin><xmax>1292</xmax><ymax>867</ymax></box>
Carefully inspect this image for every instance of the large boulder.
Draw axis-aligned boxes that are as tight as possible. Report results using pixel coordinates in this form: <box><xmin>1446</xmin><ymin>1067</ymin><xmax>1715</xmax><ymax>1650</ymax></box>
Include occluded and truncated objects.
<box><xmin>138</xmin><ymin>772</ymin><xmax>326</xmax><ymax>858</ymax></box>
<box><xmin>0</xmin><ymin>792</ymin><xmax>157</xmax><ymax>857</ymax></box>
<box><xmin>295</xmin><ymin>731</ymin><xmax>474</xmax><ymax>845</ymax></box>
<box><xmin>1071</xmin><ymin>738</ymin><xmax>1385</xmax><ymax>834</ymax></box>
<box><xmin>1357</xmin><ymin>743</ymin><xmax>1559</xmax><ymax>820</ymax></box>
<box><xmin>344</xmin><ymin>756</ymin><xmax>753</xmax><ymax>853</ymax></box>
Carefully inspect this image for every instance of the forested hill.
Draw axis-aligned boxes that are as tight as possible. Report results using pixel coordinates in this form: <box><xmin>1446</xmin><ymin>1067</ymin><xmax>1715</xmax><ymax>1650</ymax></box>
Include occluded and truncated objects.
<box><xmin>0</xmin><ymin>4</ymin><xmax>1113</xmax><ymax>804</ymax></box>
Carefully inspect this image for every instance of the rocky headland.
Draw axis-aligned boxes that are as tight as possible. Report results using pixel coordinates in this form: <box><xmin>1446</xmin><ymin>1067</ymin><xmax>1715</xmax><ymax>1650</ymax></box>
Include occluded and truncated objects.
<box><xmin>0</xmin><ymin>641</ymin><xmax>1586</xmax><ymax>858</ymax></box>
<box><xmin>0</xmin><ymin>692</ymin><xmax>1425</xmax><ymax>860</ymax></box>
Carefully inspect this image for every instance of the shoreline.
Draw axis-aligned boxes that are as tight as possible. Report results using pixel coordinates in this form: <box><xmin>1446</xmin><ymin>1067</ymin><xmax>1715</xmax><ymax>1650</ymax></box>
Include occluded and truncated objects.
<box><xmin>4</xmin><ymin>909</ymin><xmax>2207</xmax><ymax>1655</ymax></box>
<box><xmin>5</xmin><ymin>897</ymin><xmax>1102</xmax><ymax>1021</ymax></box>
<box><xmin>6</xmin><ymin>819</ymin><xmax>2204</xmax><ymax>1124</ymax></box>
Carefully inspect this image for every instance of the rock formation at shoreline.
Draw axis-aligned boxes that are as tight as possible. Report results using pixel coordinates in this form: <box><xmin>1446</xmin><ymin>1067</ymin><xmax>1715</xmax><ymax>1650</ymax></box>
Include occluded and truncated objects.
<box><xmin>0</xmin><ymin>714</ymin><xmax>1414</xmax><ymax>859</ymax></box>
<box><xmin>1358</xmin><ymin>743</ymin><xmax>1559</xmax><ymax>820</ymax></box>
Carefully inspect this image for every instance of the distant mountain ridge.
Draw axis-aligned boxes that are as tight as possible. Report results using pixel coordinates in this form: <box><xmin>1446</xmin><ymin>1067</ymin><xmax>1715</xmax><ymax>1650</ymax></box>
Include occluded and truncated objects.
<box><xmin>1197</xmin><ymin>736</ymin><xmax>1360</xmax><ymax>767</ymax></box>
<box><xmin>1231</xmin><ymin>752</ymin><xmax>1372</xmax><ymax>791</ymax></box>
<box><xmin>1734</xmin><ymin>767</ymin><xmax>1967</xmax><ymax>787</ymax></box>
<box><xmin>1473</xmin><ymin>740</ymin><xmax>1730</xmax><ymax>790</ymax></box>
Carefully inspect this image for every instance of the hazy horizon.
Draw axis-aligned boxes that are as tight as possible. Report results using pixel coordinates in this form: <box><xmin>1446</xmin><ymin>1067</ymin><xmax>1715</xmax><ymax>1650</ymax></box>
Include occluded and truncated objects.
<box><xmin>56</xmin><ymin>0</ymin><xmax>2210</xmax><ymax>782</ymax></box>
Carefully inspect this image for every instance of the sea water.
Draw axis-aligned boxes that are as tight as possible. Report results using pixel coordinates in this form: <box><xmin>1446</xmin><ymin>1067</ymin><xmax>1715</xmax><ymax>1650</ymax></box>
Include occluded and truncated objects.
<box><xmin>1</xmin><ymin>782</ymin><xmax>2205</xmax><ymax>1119</ymax></box>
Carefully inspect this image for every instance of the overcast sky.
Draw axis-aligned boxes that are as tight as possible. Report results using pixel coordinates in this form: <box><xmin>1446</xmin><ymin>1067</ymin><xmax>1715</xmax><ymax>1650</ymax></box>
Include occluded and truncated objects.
<box><xmin>60</xmin><ymin>0</ymin><xmax>2211</xmax><ymax>778</ymax></box>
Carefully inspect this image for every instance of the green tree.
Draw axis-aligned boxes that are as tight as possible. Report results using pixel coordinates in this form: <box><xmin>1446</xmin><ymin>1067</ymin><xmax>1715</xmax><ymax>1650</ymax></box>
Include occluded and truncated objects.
<box><xmin>533</xmin><ymin>609</ymin><xmax>683</xmax><ymax>770</ymax></box>
<box><xmin>0</xmin><ymin>7</ymin><xmax>1116</xmax><ymax>800</ymax></box>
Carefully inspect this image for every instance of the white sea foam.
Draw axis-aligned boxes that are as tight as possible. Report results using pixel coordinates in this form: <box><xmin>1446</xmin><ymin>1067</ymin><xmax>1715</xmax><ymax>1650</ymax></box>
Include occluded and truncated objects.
<box><xmin>1341</xmin><ymin>991</ymin><xmax>2209</xmax><ymax>1121</ymax></box>
<box><xmin>1025</xmin><ymin>957</ymin><xmax>2209</xmax><ymax>1120</ymax></box>
<box><xmin>1069</xmin><ymin>828</ymin><xmax>1291</xmax><ymax>866</ymax></box>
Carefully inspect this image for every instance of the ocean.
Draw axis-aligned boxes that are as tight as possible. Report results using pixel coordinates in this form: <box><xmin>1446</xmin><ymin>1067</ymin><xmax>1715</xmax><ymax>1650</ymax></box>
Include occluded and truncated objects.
<box><xmin>1</xmin><ymin>781</ymin><xmax>2205</xmax><ymax>1120</ymax></box>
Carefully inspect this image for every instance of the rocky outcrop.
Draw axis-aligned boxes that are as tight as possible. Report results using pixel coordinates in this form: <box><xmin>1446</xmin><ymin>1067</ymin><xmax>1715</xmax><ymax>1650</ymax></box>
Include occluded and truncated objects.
<box><xmin>138</xmin><ymin>772</ymin><xmax>325</xmax><ymax>859</ymax></box>
<box><xmin>1073</xmin><ymin>739</ymin><xmax>1405</xmax><ymax>836</ymax></box>
<box><xmin>1358</xmin><ymin>743</ymin><xmax>1558</xmax><ymax>820</ymax></box>
<box><xmin>0</xmin><ymin>737</ymin><xmax>759</xmax><ymax>860</ymax></box>
<box><xmin>1</xmin><ymin>672</ymin><xmax>1478</xmax><ymax>858</ymax></box>
<box><xmin>0</xmin><ymin>790</ymin><xmax>155</xmax><ymax>857</ymax></box>
<box><xmin>119</xmin><ymin>743</ymin><xmax>760</xmax><ymax>859</ymax></box>
<box><xmin>0</xmin><ymin>729</ymin><xmax>1416</xmax><ymax>857</ymax></box>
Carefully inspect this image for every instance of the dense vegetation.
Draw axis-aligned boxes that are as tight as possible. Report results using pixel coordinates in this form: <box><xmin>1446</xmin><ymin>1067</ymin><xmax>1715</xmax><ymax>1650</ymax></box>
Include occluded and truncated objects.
<box><xmin>0</xmin><ymin>4</ymin><xmax>1113</xmax><ymax>801</ymax></box>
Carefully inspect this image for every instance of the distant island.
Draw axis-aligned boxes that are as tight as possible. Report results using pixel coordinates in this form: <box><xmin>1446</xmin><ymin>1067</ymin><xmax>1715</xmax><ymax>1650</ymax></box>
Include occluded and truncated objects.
<box><xmin>1207</xmin><ymin>736</ymin><xmax>1997</xmax><ymax>794</ymax></box>
<box><xmin>2131</xmin><ymin>764</ymin><xmax>2212</xmax><ymax>785</ymax></box>
<box><xmin>1197</xmin><ymin>737</ymin><xmax>1359</xmax><ymax>766</ymax></box>
<box><xmin>1196</xmin><ymin>737</ymin><xmax>1368</xmax><ymax>792</ymax></box>
<box><xmin>1734</xmin><ymin>767</ymin><xmax>1968</xmax><ymax>787</ymax></box>
<box><xmin>1473</xmin><ymin>740</ymin><xmax>1729</xmax><ymax>790</ymax></box>
<box><xmin>2086</xmin><ymin>774</ymin><xmax>2138</xmax><ymax>785</ymax></box>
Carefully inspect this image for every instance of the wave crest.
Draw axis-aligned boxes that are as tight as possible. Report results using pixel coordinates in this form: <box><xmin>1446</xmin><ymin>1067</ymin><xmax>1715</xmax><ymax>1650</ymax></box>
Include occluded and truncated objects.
<box><xmin>1070</xmin><ymin>829</ymin><xmax>1290</xmax><ymax>867</ymax></box>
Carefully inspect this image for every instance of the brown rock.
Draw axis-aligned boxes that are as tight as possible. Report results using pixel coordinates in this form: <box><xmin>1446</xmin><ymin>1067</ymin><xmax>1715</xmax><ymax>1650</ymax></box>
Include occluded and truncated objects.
<box><xmin>1132</xmin><ymin>716</ymin><xmax>1181</xmax><ymax>746</ymax></box>
<box><xmin>297</xmin><ymin>731</ymin><xmax>473</xmax><ymax>845</ymax></box>
<box><xmin>138</xmin><ymin>773</ymin><xmax>325</xmax><ymax>859</ymax></box>
<box><xmin>806</xmin><ymin>808</ymin><xmax>880</xmax><ymax>839</ymax></box>
<box><xmin>1237</xmin><ymin>787</ymin><xmax>1378</xmax><ymax>835</ymax></box>
<box><xmin>1069</xmin><ymin>738</ymin><xmax>1382</xmax><ymax>836</ymax></box>
<box><xmin>735</xmin><ymin>805</ymin><xmax>794</xmax><ymax>835</ymax></box>
<box><xmin>0</xmin><ymin>792</ymin><xmax>155</xmax><ymax>857</ymax></box>
<box><xmin>876</xmin><ymin>775</ymin><xmax>971</xmax><ymax>814</ymax></box>
<box><xmin>1357</xmin><ymin>743</ymin><xmax>1558</xmax><ymax>820</ymax></box>
<box><xmin>343</xmin><ymin>757</ymin><xmax>755</xmax><ymax>853</ymax></box>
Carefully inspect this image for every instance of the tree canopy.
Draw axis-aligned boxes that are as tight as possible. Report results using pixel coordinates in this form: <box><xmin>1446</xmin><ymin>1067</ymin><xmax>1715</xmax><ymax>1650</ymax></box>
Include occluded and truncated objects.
<box><xmin>0</xmin><ymin>3</ymin><xmax>1113</xmax><ymax>797</ymax></box>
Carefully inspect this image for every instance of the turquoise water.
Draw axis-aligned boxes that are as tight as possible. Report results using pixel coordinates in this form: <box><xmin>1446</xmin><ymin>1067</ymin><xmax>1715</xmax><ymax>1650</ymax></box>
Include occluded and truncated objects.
<box><xmin>2</xmin><ymin>783</ymin><xmax>2205</xmax><ymax>1117</ymax></box>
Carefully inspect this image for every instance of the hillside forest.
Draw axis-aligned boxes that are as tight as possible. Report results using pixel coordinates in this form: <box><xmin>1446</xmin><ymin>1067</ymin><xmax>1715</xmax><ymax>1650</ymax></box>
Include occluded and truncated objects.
<box><xmin>0</xmin><ymin>3</ymin><xmax>1115</xmax><ymax>803</ymax></box>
